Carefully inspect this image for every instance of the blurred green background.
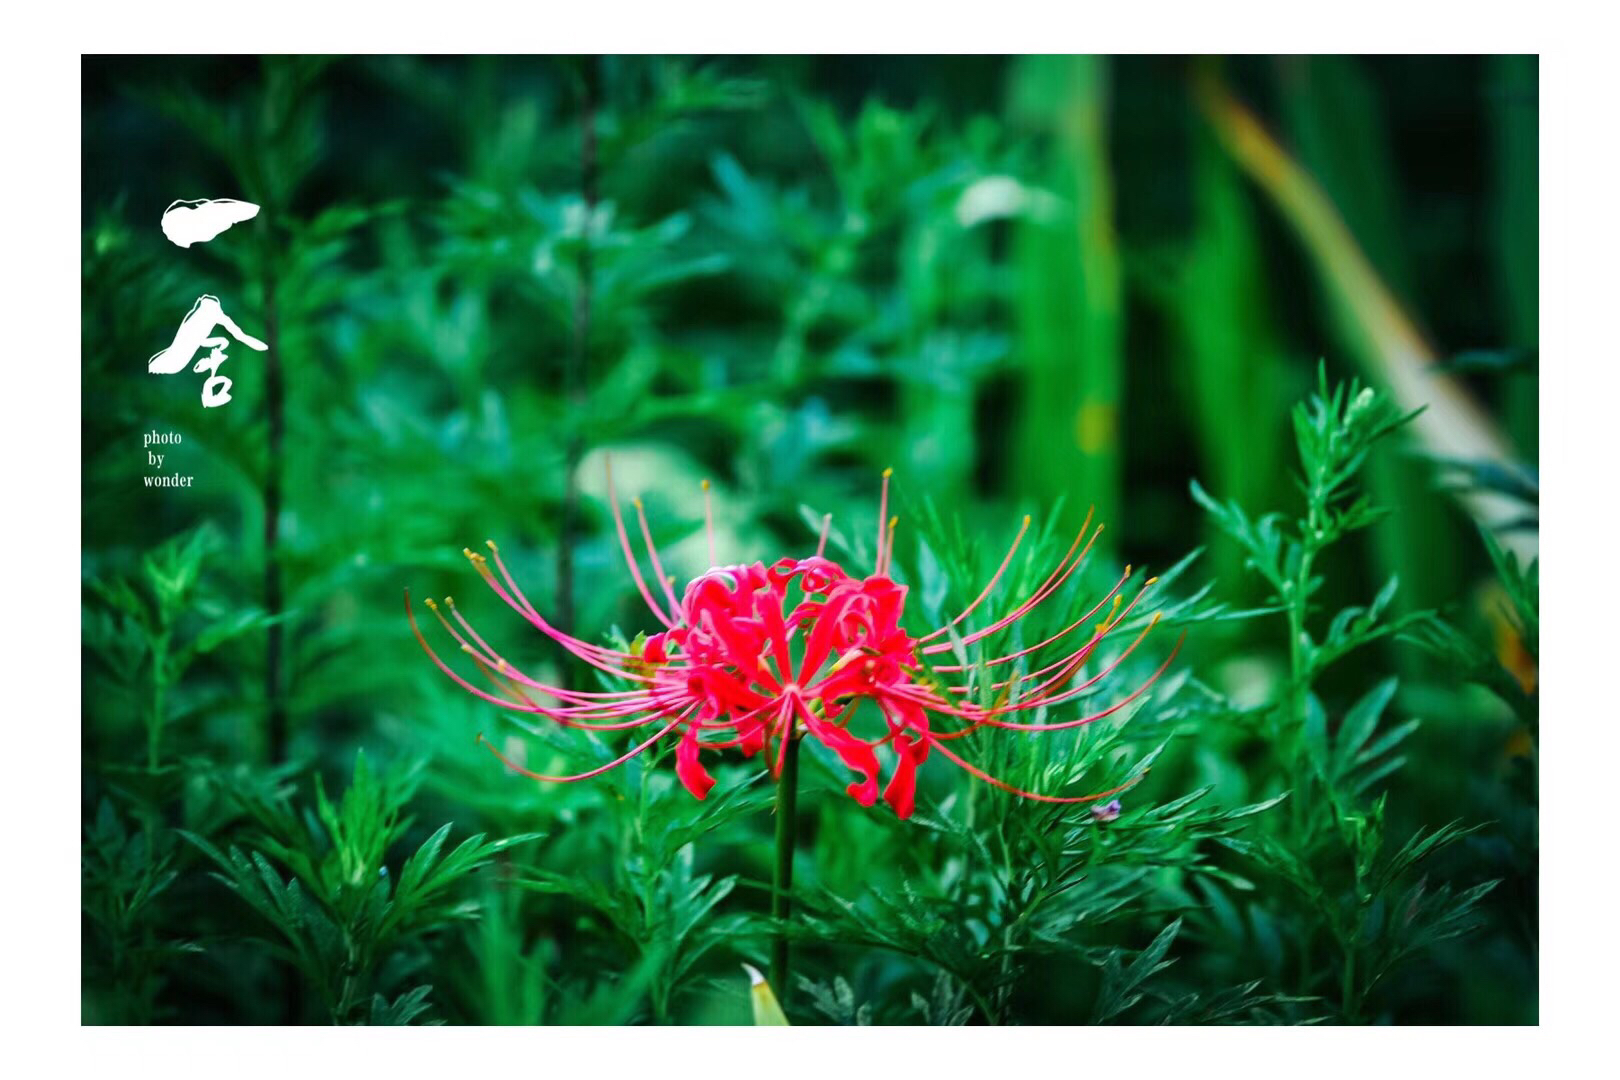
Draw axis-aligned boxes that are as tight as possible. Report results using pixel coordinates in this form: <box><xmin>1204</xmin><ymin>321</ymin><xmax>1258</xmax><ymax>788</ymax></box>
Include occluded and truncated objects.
<box><xmin>81</xmin><ymin>56</ymin><xmax>1537</xmax><ymax>1025</ymax></box>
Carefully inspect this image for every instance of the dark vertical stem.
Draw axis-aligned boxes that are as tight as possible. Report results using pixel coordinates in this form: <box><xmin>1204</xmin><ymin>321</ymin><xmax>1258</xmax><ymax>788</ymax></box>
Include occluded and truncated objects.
<box><xmin>770</xmin><ymin>733</ymin><xmax>802</xmax><ymax>999</ymax></box>
<box><xmin>263</xmin><ymin>251</ymin><xmax>299</xmax><ymax>1022</ymax></box>
<box><xmin>1340</xmin><ymin>948</ymin><xmax>1360</xmax><ymax>1023</ymax></box>
<box><xmin>558</xmin><ymin>55</ymin><xmax>600</xmax><ymax>636</ymax></box>
<box><xmin>148</xmin><ymin>634</ymin><xmax>169</xmax><ymax>774</ymax></box>
<box><xmin>263</xmin><ymin>273</ymin><xmax>287</xmax><ymax>764</ymax></box>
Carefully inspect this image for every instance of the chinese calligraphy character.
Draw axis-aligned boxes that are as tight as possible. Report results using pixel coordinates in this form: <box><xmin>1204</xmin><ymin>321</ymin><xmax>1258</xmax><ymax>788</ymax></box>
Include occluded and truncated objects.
<box><xmin>147</xmin><ymin>294</ymin><xmax>268</xmax><ymax>408</ymax></box>
<box><xmin>160</xmin><ymin>198</ymin><xmax>261</xmax><ymax>248</ymax></box>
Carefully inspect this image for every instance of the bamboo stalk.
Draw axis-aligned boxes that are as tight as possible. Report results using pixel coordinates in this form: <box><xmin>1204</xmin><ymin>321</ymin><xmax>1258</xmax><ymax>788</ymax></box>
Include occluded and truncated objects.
<box><xmin>1196</xmin><ymin>70</ymin><xmax>1534</xmax><ymax>562</ymax></box>
<box><xmin>1010</xmin><ymin>55</ymin><xmax>1123</xmax><ymax>549</ymax></box>
<box><xmin>559</xmin><ymin>56</ymin><xmax>600</xmax><ymax>637</ymax></box>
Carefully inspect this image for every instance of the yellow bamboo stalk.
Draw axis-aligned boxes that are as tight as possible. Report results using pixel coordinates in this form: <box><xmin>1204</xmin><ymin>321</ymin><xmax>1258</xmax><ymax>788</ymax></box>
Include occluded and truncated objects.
<box><xmin>1196</xmin><ymin>73</ymin><xmax>1535</xmax><ymax>561</ymax></box>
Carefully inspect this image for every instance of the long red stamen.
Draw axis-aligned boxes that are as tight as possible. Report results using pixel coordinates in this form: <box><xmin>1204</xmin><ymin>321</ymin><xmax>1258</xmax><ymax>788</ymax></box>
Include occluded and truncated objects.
<box><xmin>985</xmin><ymin>596</ymin><xmax>1164</xmax><ymax>710</ymax></box>
<box><xmin>415</xmin><ymin>467</ymin><xmax>1183</xmax><ymax>821</ymax></box>
<box><xmin>773</xmin><ymin>695</ymin><xmax>801</xmax><ymax>776</ymax></box>
<box><xmin>945</xmin><ymin>580</ymin><xmax>1153</xmax><ymax>698</ymax></box>
<box><xmin>986</xmin><ymin>630</ymin><xmax>1184</xmax><ymax>723</ymax></box>
<box><xmin>481</xmin><ymin>540</ymin><xmax>542</xmax><ymax>623</ymax></box>
<box><xmin>912</xmin><ymin>626</ymin><xmax>1182</xmax><ymax>738</ymax></box>
<box><xmin>702</xmin><ymin>479</ymin><xmax>717</xmax><ymax>568</ymax></box>
<box><xmin>461</xmin><ymin>654</ymin><xmax>673</xmax><ymax>730</ymax></box>
<box><xmin>408</xmin><ymin>591</ymin><xmax>660</xmax><ymax>724</ymax></box>
<box><xmin>476</xmin><ymin>709</ymin><xmax>690</xmax><ymax>783</ymax></box>
<box><xmin>441</xmin><ymin>598</ymin><xmax>642</xmax><ymax>703</ymax></box>
<box><xmin>930</xmin><ymin>564</ymin><xmax>1132</xmax><ymax>674</ymax></box>
<box><xmin>926</xmin><ymin>734</ymin><xmax>1147</xmax><ymax>804</ymax></box>
<box><xmin>875</xmin><ymin>467</ymin><xmax>892</xmax><ymax>573</ymax></box>
<box><xmin>467</xmin><ymin>545</ymin><xmax>646</xmax><ymax>678</ymax></box>
<box><xmin>605</xmin><ymin>457</ymin><xmax>678</xmax><ymax>628</ymax></box>
<box><xmin>920</xmin><ymin>514</ymin><xmax>1098</xmax><ymax>657</ymax></box>
<box><xmin>633</xmin><ymin>497</ymin><xmax>684</xmax><ymax>618</ymax></box>
<box><xmin>917</xmin><ymin>513</ymin><xmax>1038</xmax><ymax>644</ymax></box>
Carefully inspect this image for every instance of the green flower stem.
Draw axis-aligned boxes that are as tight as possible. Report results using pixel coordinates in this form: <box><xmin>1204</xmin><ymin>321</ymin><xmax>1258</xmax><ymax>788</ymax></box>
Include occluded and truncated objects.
<box><xmin>1286</xmin><ymin>450</ymin><xmax>1329</xmax><ymax>834</ymax></box>
<box><xmin>770</xmin><ymin>732</ymin><xmax>802</xmax><ymax>999</ymax></box>
<box><xmin>1341</xmin><ymin>945</ymin><xmax>1360</xmax><ymax>1023</ymax></box>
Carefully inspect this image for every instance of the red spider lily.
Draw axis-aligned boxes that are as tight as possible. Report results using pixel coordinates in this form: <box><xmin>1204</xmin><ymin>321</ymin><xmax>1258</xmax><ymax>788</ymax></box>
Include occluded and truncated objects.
<box><xmin>407</xmin><ymin>466</ymin><xmax>1182</xmax><ymax>819</ymax></box>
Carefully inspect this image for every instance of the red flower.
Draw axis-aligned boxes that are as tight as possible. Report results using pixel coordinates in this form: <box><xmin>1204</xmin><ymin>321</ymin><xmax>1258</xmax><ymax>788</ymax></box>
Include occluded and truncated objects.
<box><xmin>408</xmin><ymin>467</ymin><xmax>1180</xmax><ymax>819</ymax></box>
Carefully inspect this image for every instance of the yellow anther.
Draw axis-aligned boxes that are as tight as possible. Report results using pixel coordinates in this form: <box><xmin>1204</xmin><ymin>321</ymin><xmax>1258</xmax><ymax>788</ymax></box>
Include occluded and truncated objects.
<box><xmin>1146</xmin><ymin>576</ymin><xmax>1158</xmax><ymax>586</ymax></box>
<box><xmin>633</xmin><ymin>498</ymin><xmax>643</xmax><ymax>510</ymax></box>
<box><xmin>445</xmin><ymin>596</ymin><xmax>455</xmax><ymax>607</ymax></box>
<box><xmin>460</xmin><ymin>644</ymin><xmax>474</xmax><ymax>654</ymax></box>
<box><xmin>486</xmin><ymin>539</ymin><xmax>498</xmax><ymax>552</ymax></box>
<box><xmin>701</xmin><ymin>478</ymin><xmax>710</xmax><ymax>491</ymax></box>
<box><xmin>1095</xmin><ymin>595</ymin><xmax>1124</xmax><ymax>635</ymax></box>
<box><xmin>889</xmin><ymin>516</ymin><xmax>899</xmax><ymax>528</ymax></box>
<box><xmin>462</xmin><ymin>547</ymin><xmax>475</xmax><ymax>559</ymax></box>
<box><xmin>497</xmin><ymin>658</ymin><xmax>509</xmax><ymax>673</ymax></box>
<box><xmin>1023</xmin><ymin>514</ymin><xmax>1032</xmax><ymax>526</ymax></box>
<box><xmin>1125</xmin><ymin>564</ymin><xmax>1132</xmax><ymax>576</ymax></box>
<box><xmin>424</xmin><ymin>598</ymin><xmax>438</xmax><ymax>611</ymax></box>
<box><xmin>882</xmin><ymin>467</ymin><xmax>894</xmax><ymax>478</ymax></box>
<box><xmin>1150</xmin><ymin>612</ymin><xmax>1163</xmax><ymax>625</ymax></box>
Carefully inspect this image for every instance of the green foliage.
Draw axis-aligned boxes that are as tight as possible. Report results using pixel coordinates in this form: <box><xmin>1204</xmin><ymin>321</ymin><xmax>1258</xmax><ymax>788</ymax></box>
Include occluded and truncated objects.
<box><xmin>1193</xmin><ymin>368</ymin><xmax>1433</xmax><ymax>687</ymax></box>
<box><xmin>1193</xmin><ymin>370</ymin><xmax>1502</xmax><ymax>1021</ymax></box>
<box><xmin>180</xmin><ymin>753</ymin><xmax>539</xmax><ymax>1024</ymax></box>
<box><xmin>776</xmin><ymin>506</ymin><xmax>1293</xmax><ymax>1024</ymax></box>
<box><xmin>84</xmin><ymin>524</ymin><xmax>273</xmax><ymax>772</ymax></box>
<box><xmin>82</xmin><ymin>800</ymin><xmax>202</xmax><ymax>1024</ymax></box>
<box><xmin>1272</xmin><ymin>55</ymin><xmax>1469</xmax><ymax>619</ymax></box>
<box><xmin>1011</xmin><ymin>55</ymin><xmax>1123</xmax><ymax>538</ymax></box>
<box><xmin>1402</xmin><ymin>523</ymin><xmax>1539</xmax><ymax>738</ymax></box>
<box><xmin>513</xmin><ymin>765</ymin><xmax>767</xmax><ymax>1023</ymax></box>
<box><xmin>800</xmin><ymin>973</ymin><xmax>877</xmax><ymax>1025</ymax></box>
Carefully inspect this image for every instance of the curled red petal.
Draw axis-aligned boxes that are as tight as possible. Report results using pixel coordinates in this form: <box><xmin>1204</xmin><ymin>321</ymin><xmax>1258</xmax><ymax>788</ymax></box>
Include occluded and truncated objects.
<box><xmin>675</xmin><ymin>725</ymin><xmax>717</xmax><ymax>800</ymax></box>
<box><xmin>882</xmin><ymin>732</ymin><xmax>930</xmax><ymax>819</ymax></box>
<box><xmin>798</xmin><ymin>698</ymin><xmax>881</xmax><ymax>806</ymax></box>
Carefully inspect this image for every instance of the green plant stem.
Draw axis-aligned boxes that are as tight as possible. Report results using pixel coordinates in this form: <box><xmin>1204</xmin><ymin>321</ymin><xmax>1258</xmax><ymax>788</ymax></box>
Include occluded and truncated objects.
<box><xmin>557</xmin><ymin>55</ymin><xmax>599</xmax><ymax>639</ymax></box>
<box><xmin>1286</xmin><ymin>454</ymin><xmax>1329</xmax><ymax>835</ymax></box>
<box><xmin>262</xmin><ymin>268</ymin><xmax>288</xmax><ymax>765</ymax></box>
<box><xmin>1341</xmin><ymin>947</ymin><xmax>1360</xmax><ymax>1022</ymax></box>
<box><xmin>1286</xmin><ymin>545</ymin><xmax>1314</xmax><ymax>832</ymax></box>
<box><xmin>963</xmin><ymin>978</ymin><xmax>999</xmax><ymax>1027</ymax></box>
<box><xmin>148</xmin><ymin>637</ymin><xmax>169</xmax><ymax>775</ymax></box>
<box><xmin>770</xmin><ymin>732</ymin><xmax>802</xmax><ymax>999</ymax></box>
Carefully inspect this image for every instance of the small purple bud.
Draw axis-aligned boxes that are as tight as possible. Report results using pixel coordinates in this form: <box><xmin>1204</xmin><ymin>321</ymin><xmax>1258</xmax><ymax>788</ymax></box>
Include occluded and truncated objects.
<box><xmin>1090</xmin><ymin>798</ymin><xmax>1122</xmax><ymax>824</ymax></box>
